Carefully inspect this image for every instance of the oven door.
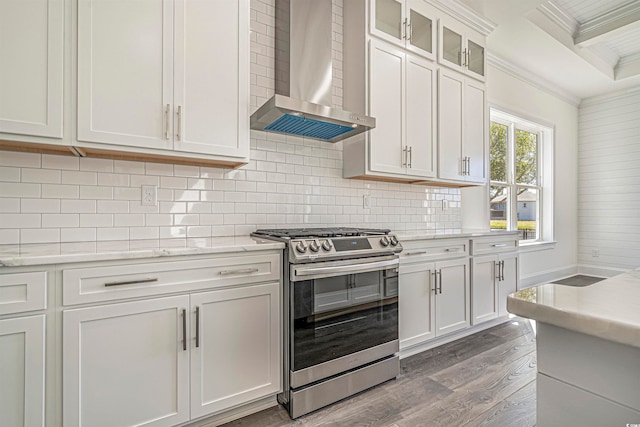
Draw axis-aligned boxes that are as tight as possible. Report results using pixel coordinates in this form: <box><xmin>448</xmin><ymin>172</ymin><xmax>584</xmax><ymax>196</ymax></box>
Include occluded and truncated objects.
<box><xmin>289</xmin><ymin>255</ymin><xmax>399</xmax><ymax>388</ymax></box>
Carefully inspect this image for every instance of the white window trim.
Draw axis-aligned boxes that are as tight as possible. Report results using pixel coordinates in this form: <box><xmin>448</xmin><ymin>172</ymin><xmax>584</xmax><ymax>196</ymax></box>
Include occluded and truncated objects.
<box><xmin>490</xmin><ymin>107</ymin><xmax>555</xmax><ymax>245</ymax></box>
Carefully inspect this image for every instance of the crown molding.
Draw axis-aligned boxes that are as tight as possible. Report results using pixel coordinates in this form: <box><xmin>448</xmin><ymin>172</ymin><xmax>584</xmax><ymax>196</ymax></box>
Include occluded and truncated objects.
<box><xmin>537</xmin><ymin>1</ymin><xmax>579</xmax><ymax>37</ymax></box>
<box><xmin>487</xmin><ymin>53</ymin><xmax>581</xmax><ymax>107</ymax></box>
<box><xmin>580</xmin><ymin>83</ymin><xmax>640</xmax><ymax>106</ymax></box>
<box><xmin>427</xmin><ymin>0</ymin><xmax>496</xmax><ymax>36</ymax></box>
<box><xmin>575</xmin><ymin>1</ymin><xmax>640</xmax><ymax>46</ymax></box>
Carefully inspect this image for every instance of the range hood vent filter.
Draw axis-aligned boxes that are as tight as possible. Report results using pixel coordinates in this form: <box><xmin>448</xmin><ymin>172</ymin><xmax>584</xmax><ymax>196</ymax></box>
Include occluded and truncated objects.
<box><xmin>265</xmin><ymin>114</ymin><xmax>356</xmax><ymax>140</ymax></box>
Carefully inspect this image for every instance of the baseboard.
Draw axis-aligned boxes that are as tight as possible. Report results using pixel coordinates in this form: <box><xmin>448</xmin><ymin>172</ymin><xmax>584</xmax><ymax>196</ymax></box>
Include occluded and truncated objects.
<box><xmin>399</xmin><ymin>316</ymin><xmax>512</xmax><ymax>359</ymax></box>
<box><xmin>577</xmin><ymin>264</ymin><xmax>630</xmax><ymax>278</ymax></box>
<box><xmin>184</xmin><ymin>395</ymin><xmax>278</xmax><ymax>427</ymax></box>
<box><xmin>518</xmin><ymin>264</ymin><xmax>578</xmax><ymax>289</ymax></box>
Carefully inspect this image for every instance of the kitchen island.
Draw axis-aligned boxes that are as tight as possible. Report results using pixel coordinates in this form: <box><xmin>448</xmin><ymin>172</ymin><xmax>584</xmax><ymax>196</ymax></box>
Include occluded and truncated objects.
<box><xmin>507</xmin><ymin>270</ymin><xmax>640</xmax><ymax>426</ymax></box>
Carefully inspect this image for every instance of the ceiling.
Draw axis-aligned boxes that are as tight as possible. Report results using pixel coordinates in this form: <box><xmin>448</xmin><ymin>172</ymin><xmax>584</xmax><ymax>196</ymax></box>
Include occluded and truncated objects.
<box><xmin>461</xmin><ymin>0</ymin><xmax>640</xmax><ymax>102</ymax></box>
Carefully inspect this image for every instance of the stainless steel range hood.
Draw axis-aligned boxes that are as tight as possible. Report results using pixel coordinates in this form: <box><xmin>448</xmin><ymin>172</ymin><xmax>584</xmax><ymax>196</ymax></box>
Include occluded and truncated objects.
<box><xmin>250</xmin><ymin>0</ymin><xmax>375</xmax><ymax>143</ymax></box>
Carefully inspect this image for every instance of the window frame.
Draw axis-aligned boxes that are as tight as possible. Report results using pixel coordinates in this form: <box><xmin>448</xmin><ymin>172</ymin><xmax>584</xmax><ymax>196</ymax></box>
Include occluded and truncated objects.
<box><xmin>490</xmin><ymin>108</ymin><xmax>553</xmax><ymax>245</ymax></box>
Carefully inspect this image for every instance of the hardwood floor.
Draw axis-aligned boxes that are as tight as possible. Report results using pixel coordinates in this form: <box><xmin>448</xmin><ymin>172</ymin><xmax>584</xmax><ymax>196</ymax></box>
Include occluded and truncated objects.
<box><xmin>220</xmin><ymin>317</ymin><xmax>537</xmax><ymax>427</ymax></box>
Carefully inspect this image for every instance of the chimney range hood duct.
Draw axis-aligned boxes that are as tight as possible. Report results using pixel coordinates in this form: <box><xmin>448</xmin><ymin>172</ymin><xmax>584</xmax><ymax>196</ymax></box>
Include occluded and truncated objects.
<box><xmin>250</xmin><ymin>0</ymin><xmax>375</xmax><ymax>143</ymax></box>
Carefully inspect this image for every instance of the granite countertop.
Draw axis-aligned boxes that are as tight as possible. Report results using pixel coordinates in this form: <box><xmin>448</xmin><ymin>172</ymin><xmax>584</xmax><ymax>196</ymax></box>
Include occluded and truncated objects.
<box><xmin>397</xmin><ymin>229</ymin><xmax>518</xmax><ymax>241</ymax></box>
<box><xmin>507</xmin><ymin>269</ymin><xmax>640</xmax><ymax>348</ymax></box>
<box><xmin>0</xmin><ymin>237</ymin><xmax>285</xmax><ymax>267</ymax></box>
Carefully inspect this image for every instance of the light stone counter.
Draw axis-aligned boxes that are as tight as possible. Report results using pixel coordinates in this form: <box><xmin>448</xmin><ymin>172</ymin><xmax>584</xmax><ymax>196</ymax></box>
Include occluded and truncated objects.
<box><xmin>397</xmin><ymin>229</ymin><xmax>518</xmax><ymax>241</ymax></box>
<box><xmin>507</xmin><ymin>268</ymin><xmax>640</xmax><ymax>348</ymax></box>
<box><xmin>0</xmin><ymin>236</ymin><xmax>284</xmax><ymax>267</ymax></box>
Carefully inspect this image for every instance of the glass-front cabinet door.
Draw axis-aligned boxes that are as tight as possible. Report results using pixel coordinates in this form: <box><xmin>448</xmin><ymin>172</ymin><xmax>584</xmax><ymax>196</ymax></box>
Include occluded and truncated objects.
<box><xmin>370</xmin><ymin>0</ymin><xmax>435</xmax><ymax>60</ymax></box>
<box><xmin>438</xmin><ymin>18</ymin><xmax>486</xmax><ymax>81</ymax></box>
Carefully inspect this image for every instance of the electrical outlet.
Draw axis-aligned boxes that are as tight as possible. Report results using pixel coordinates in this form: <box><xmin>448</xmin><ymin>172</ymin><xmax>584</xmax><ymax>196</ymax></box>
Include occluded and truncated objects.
<box><xmin>141</xmin><ymin>185</ymin><xmax>157</xmax><ymax>206</ymax></box>
<box><xmin>363</xmin><ymin>195</ymin><xmax>371</xmax><ymax>209</ymax></box>
<box><xmin>592</xmin><ymin>249</ymin><xmax>600</xmax><ymax>258</ymax></box>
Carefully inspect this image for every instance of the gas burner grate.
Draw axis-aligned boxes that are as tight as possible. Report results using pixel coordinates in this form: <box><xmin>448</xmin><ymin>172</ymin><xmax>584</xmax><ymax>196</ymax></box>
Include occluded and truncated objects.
<box><xmin>252</xmin><ymin>227</ymin><xmax>390</xmax><ymax>239</ymax></box>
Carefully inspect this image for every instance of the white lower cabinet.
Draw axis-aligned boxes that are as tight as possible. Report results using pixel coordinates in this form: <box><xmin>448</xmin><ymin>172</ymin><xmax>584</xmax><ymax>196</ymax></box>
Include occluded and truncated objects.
<box><xmin>471</xmin><ymin>248</ymin><xmax>518</xmax><ymax>325</ymax></box>
<box><xmin>0</xmin><ymin>315</ymin><xmax>46</xmax><ymax>427</ymax></box>
<box><xmin>399</xmin><ymin>251</ymin><xmax>470</xmax><ymax>350</ymax></box>
<box><xmin>63</xmin><ymin>296</ymin><xmax>191</xmax><ymax>427</ymax></box>
<box><xmin>64</xmin><ymin>282</ymin><xmax>281</xmax><ymax>426</ymax></box>
<box><xmin>190</xmin><ymin>283</ymin><xmax>281</xmax><ymax>419</ymax></box>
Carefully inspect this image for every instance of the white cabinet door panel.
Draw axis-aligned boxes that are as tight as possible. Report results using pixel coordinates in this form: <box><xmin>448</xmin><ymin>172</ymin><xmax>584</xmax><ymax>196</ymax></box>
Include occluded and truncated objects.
<box><xmin>399</xmin><ymin>262</ymin><xmax>435</xmax><ymax>349</ymax></box>
<box><xmin>190</xmin><ymin>282</ymin><xmax>280</xmax><ymax>418</ymax></box>
<box><xmin>498</xmin><ymin>253</ymin><xmax>518</xmax><ymax>317</ymax></box>
<box><xmin>0</xmin><ymin>315</ymin><xmax>45</xmax><ymax>427</ymax></box>
<box><xmin>174</xmin><ymin>0</ymin><xmax>248</xmax><ymax>158</ymax></box>
<box><xmin>471</xmin><ymin>255</ymin><xmax>498</xmax><ymax>324</ymax></box>
<box><xmin>368</xmin><ymin>40</ymin><xmax>405</xmax><ymax>175</ymax></box>
<box><xmin>435</xmin><ymin>258</ymin><xmax>470</xmax><ymax>336</ymax></box>
<box><xmin>63</xmin><ymin>296</ymin><xmax>190</xmax><ymax>427</ymax></box>
<box><xmin>405</xmin><ymin>56</ymin><xmax>436</xmax><ymax>178</ymax></box>
<box><xmin>77</xmin><ymin>0</ymin><xmax>173</xmax><ymax>149</ymax></box>
<box><xmin>437</xmin><ymin>69</ymin><xmax>463</xmax><ymax>181</ymax></box>
<box><xmin>464</xmin><ymin>80</ymin><xmax>486</xmax><ymax>183</ymax></box>
<box><xmin>0</xmin><ymin>0</ymin><xmax>63</xmax><ymax>138</ymax></box>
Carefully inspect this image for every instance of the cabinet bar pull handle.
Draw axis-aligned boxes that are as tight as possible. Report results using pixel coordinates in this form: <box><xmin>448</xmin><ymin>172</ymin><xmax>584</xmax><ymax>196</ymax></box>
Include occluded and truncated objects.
<box><xmin>408</xmin><ymin>146</ymin><xmax>413</xmax><ymax>168</ymax></box>
<box><xmin>164</xmin><ymin>104</ymin><xmax>170</xmax><ymax>140</ymax></box>
<box><xmin>462</xmin><ymin>48</ymin><xmax>467</xmax><ymax>67</ymax></box>
<box><xmin>466</xmin><ymin>157</ymin><xmax>471</xmax><ymax>175</ymax></box>
<box><xmin>176</xmin><ymin>105</ymin><xmax>183</xmax><ymax>141</ymax></box>
<box><xmin>407</xmin><ymin>21</ymin><xmax>412</xmax><ymax>42</ymax></box>
<box><xmin>437</xmin><ymin>270</ymin><xmax>442</xmax><ymax>294</ymax></box>
<box><xmin>104</xmin><ymin>277</ymin><xmax>158</xmax><ymax>287</ymax></box>
<box><xmin>402</xmin><ymin>18</ymin><xmax>408</xmax><ymax>40</ymax></box>
<box><xmin>467</xmin><ymin>49</ymin><xmax>471</xmax><ymax>68</ymax></box>
<box><xmin>501</xmin><ymin>260</ymin><xmax>505</xmax><ymax>281</ymax></box>
<box><xmin>445</xmin><ymin>248</ymin><xmax>460</xmax><ymax>252</ymax></box>
<box><xmin>432</xmin><ymin>271</ymin><xmax>438</xmax><ymax>293</ymax></box>
<box><xmin>182</xmin><ymin>309</ymin><xmax>187</xmax><ymax>351</ymax></box>
<box><xmin>219</xmin><ymin>268</ymin><xmax>259</xmax><ymax>276</ymax></box>
<box><xmin>195</xmin><ymin>306</ymin><xmax>200</xmax><ymax>348</ymax></box>
<box><xmin>492</xmin><ymin>243</ymin><xmax>507</xmax><ymax>248</ymax></box>
<box><xmin>496</xmin><ymin>261</ymin><xmax>501</xmax><ymax>281</ymax></box>
<box><xmin>402</xmin><ymin>146</ymin><xmax>407</xmax><ymax>167</ymax></box>
<box><xmin>405</xmin><ymin>250</ymin><xmax>427</xmax><ymax>256</ymax></box>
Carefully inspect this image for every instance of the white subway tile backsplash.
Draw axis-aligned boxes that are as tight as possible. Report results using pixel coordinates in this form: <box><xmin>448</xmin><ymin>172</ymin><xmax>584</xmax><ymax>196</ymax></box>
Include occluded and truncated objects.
<box><xmin>21</xmin><ymin>228</ymin><xmax>59</xmax><ymax>244</ymax></box>
<box><xmin>41</xmin><ymin>184</ymin><xmax>80</xmax><ymax>199</ymax></box>
<box><xmin>62</xmin><ymin>170</ymin><xmax>97</xmax><ymax>185</ymax></box>
<box><xmin>80</xmin><ymin>214</ymin><xmax>114</xmax><ymax>228</ymax></box>
<box><xmin>113</xmin><ymin>187</ymin><xmax>139</xmax><ymax>200</ymax></box>
<box><xmin>160</xmin><ymin>176</ymin><xmax>187</xmax><ymax>189</ymax></box>
<box><xmin>61</xmin><ymin>228</ymin><xmax>97</xmax><ymax>243</ymax></box>
<box><xmin>21</xmin><ymin>168</ymin><xmax>61</xmax><ymax>184</ymax></box>
<box><xmin>174</xmin><ymin>165</ymin><xmax>199</xmax><ymax>177</ymax></box>
<box><xmin>80</xmin><ymin>157</ymin><xmax>114</xmax><ymax>172</ymax></box>
<box><xmin>130</xmin><ymin>227</ymin><xmax>159</xmax><ymax>240</ymax></box>
<box><xmin>0</xmin><ymin>151</ymin><xmax>41</xmax><ymax>168</ymax></box>
<box><xmin>0</xmin><ymin>166</ymin><xmax>20</xmax><ymax>182</ymax></box>
<box><xmin>114</xmin><ymin>214</ymin><xmax>145</xmax><ymax>227</ymax></box>
<box><xmin>97</xmin><ymin>200</ymin><xmax>129</xmax><ymax>214</ymax></box>
<box><xmin>42</xmin><ymin>214</ymin><xmax>79</xmax><ymax>228</ymax></box>
<box><xmin>1</xmin><ymin>182</ymin><xmax>40</xmax><ymax>198</ymax></box>
<box><xmin>97</xmin><ymin>227</ymin><xmax>129</xmax><ymax>241</ymax></box>
<box><xmin>41</xmin><ymin>154</ymin><xmax>79</xmax><ymax>170</ymax></box>
<box><xmin>21</xmin><ymin>199</ymin><xmax>60</xmax><ymax>213</ymax></box>
<box><xmin>0</xmin><ymin>229</ymin><xmax>19</xmax><ymax>244</ymax></box>
<box><xmin>114</xmin><ymin>160</ymin><xmax>146</xmax><ymax>174</ymax></box>
<box><xmin>80</xmin><ymin>186</ymin><xmax>113</xmax><ymax>200</ymax></box>
<box><xmin>0</xmin><ymin>198</ymin><xmax>20</xmax><ymax>213</ymax></box>
<box><xmin>98</xmin><ymin>173</ymin><xmax>130</xmax><ymax>187</ymax></box>
<box><xmin>0</xmin><ymin>213</ymin><xmax>40</xmax><ymax>229</ymax></box>
<box><xmin>146</xmin><ymin>162</ymin><xmax>173</xmax><ymax>176</ymax></box>
<box><xmin>145</xmin><ymin>214</ymin><xmax>173</xmax><ymax>226</ymax></box>
<box><xmin>61</xmin><ymin>199</ymin><xmax>96</xmax><ymax>214</ymax></box>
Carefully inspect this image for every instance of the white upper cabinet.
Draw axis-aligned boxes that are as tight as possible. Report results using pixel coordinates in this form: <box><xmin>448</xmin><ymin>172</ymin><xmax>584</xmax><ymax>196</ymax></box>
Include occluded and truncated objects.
<box><xmin>173</xmin><ymin>0</ymin><xmax>248</xmax><ymax>158</ymax></box>
<box><xmin>77</xmin><ymin>0</ymin><xmax>173</xmax><ymax>150</ymax></box>
<box><xmin>370</xmin><ymin>0</ymin><xmax>436</xmax><ymax>60</ymax></box>
<box><xmin>438</xmin><ymin>17</ymin><xmax>486</xmax><ymax>81</ymax></box>
<box><xmin>0</xmin><ymin>0</ymin><xmax>63</xmax><ymax>138</ymax></box>
<box><xmin>77</xmin><ymin>0</ymin><xmax>249</xmax><ymax>162</ymax></box>
<box><xmin>438</xmin><ymin>68</ymin><xmax>486</xmax><ymax>184</ymax></box>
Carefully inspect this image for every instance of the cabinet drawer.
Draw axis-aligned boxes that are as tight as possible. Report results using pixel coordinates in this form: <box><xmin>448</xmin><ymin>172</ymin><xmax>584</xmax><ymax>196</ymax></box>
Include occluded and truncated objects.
<box><xmin>0</xmin><ymin>271</ymin><xmax>47</xmax><ymax>315</ymax></box>
<box><xmin>400</xmin><ymin>239</ymin><xmax>468</xmax><ymax>263</ymax></box>
<box><xmin>63</xmin><ymin>253</ymin><xmax>280</xmax><ymax>305</ymax></box>
<box><xmin>471</xmin><ymin>236</ymin><xmax>518</xmax><ymax>255</ymax></box>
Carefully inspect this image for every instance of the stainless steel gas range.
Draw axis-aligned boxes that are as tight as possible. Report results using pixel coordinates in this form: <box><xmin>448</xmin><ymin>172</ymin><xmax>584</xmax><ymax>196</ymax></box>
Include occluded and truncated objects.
<box><xmin>251</xmin><ymin>228</ymin><xmax>403</xmax><ymax>418</ymax></box>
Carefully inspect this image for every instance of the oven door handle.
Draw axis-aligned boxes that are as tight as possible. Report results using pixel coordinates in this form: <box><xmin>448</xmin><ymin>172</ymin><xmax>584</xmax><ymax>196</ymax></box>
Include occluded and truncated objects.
<box><xmin>294</xmin><ymin>258</ymin><xmax>399</xmax><ymax>278</ymax></box>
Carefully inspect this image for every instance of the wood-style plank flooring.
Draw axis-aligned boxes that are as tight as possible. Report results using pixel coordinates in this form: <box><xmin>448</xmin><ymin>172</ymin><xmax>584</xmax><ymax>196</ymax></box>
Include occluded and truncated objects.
<box><xmin>220</xmin><ymin>317</ymin><xmax>537</xmax><ymax>427</ymax></box>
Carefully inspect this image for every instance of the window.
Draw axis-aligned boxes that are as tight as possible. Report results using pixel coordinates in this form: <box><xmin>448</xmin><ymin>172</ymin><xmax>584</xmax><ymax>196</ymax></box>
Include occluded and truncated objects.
<box><xmin>489</xmin><ymin>109</ymin><xmax>553</xmax><ymax>243</ymax></box>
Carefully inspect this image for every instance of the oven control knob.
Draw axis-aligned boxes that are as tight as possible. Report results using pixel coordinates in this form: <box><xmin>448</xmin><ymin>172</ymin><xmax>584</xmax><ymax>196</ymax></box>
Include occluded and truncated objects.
<box><xmin>390</xmin><ymin>235</ymin><xmax>399</xmax><ymax>246</ymax></box>
<box><xmin>295</xmin><ymin>241</ymin><xmax>308</xmax><ymax>254</ymax></box>
<box><xmin>309</xmin><ymin>241</ymin><xmax>320</xmax><ymax>252</ymax></box>
<box><xmin>380</xmin><ymin>236</ymin><xmax>390</xmax><ymax>247</ymax></box>
<box><xmin>321</xmin><ymin>239</ymin><xmax>333</xmax><ymax>251</ymax></box>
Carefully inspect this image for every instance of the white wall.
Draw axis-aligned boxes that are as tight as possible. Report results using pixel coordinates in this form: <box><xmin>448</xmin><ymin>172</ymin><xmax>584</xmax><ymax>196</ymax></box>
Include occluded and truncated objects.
<box><xmin>578</xmin><ymin>88</ymin><xmax>640</xmax><ymax>276</ymax></box>
<box><xmin>0</xmin><ymin>0</ymin><xmax>461</xmax><ymax>255</ymax></box>
<box><xmin>473</xmin><ymin>61</ymin><xmax>579</xmax><ymax>286</ymax></box>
